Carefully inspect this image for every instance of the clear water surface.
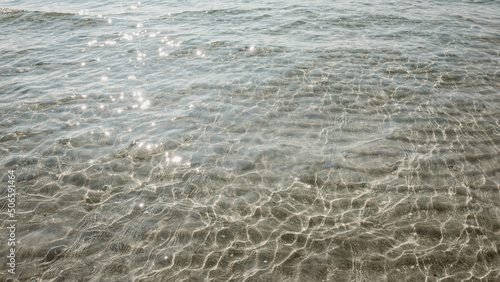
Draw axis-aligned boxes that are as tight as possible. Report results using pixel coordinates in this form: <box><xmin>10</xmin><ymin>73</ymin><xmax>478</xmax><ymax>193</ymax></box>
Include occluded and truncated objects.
<box><xmin>1</xmin><ymin>0</ymin><xmax>499</xmax><ymax>281</ymax></box>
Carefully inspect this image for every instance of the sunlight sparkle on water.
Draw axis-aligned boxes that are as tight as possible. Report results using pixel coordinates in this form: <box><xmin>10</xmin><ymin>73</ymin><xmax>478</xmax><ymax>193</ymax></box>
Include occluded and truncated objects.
<box><xmin>140</xmin><ymin>100</ymin><xmax>151</xmax><ymax>109</ymax></box>
<box><xmin>122</xmin><ymin>33</ymin><xmax>133</xmax><ymax>40</ymax></box>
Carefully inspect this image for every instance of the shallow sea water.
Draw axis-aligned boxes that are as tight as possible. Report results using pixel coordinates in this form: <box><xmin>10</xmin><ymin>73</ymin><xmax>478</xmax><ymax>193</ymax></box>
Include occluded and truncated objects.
<box><xmin>1</xmin><ymin>0</ymin><xmax>500</xmax><ymax>281</ymax></box>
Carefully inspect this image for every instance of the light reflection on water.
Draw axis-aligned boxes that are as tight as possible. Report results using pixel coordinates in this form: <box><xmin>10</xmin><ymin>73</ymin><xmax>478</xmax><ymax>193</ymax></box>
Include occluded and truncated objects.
<box><xmin>1</xmin><ymin>0</ymin><xmax>500</xmax><ymax>281</ymax></box>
